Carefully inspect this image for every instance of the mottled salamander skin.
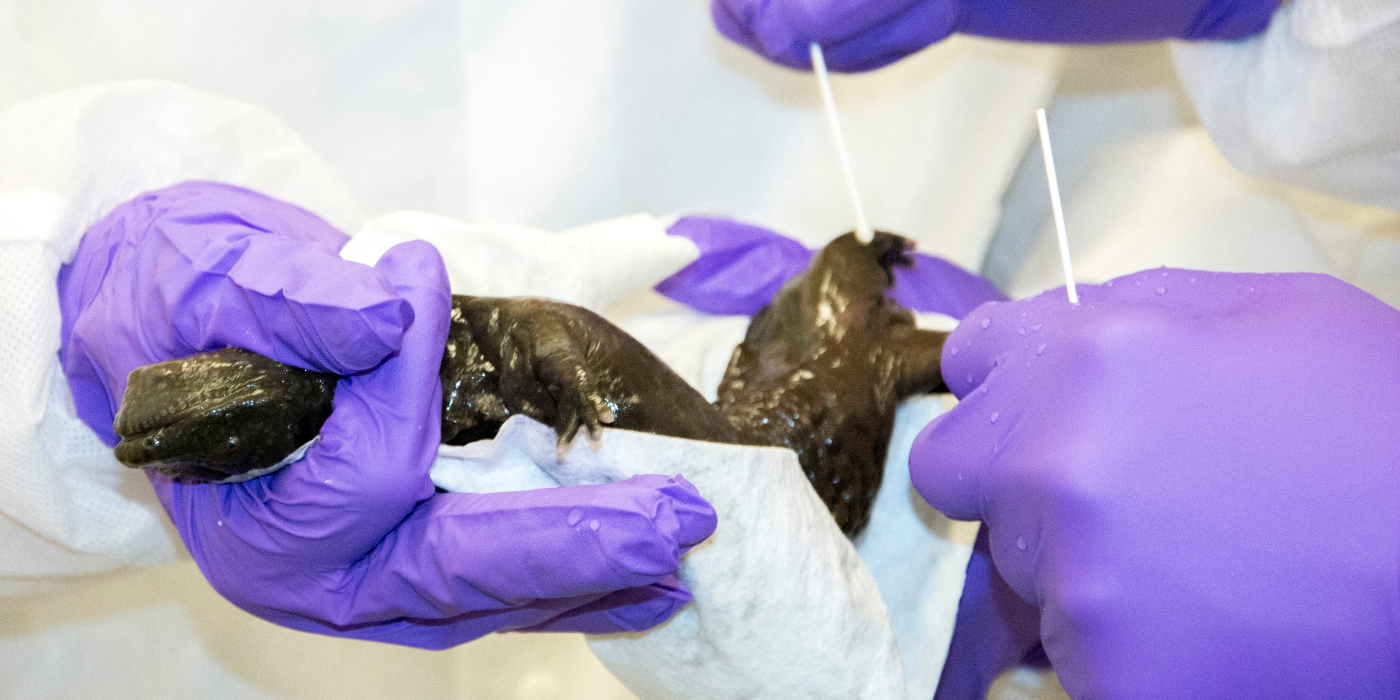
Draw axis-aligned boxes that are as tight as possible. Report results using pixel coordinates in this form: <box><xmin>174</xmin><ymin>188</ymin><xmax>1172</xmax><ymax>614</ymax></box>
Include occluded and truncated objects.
<box><xmin>716</xmin><ymin>232</ymin><xmax>947</xmax><ymax>536</ymax></box>
<box><xmin>113</xmin><ymin>232</ymin><xmax>947</xmax><ymax>536</ymax></box>
<box><xmin>439</xmin><ymin>295</ymin><xmax>740</xmax><ymax>448</ymax></box>
<box><xmin>113</xmin><ymin>297</ymin><xmax>736</xmax><ymax>483</ymax></box>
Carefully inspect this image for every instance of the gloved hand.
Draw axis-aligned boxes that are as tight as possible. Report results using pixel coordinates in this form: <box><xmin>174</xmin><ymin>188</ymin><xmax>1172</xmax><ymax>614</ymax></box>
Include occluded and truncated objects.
<box><xmin>658</xmin><ymin>215</ymin><xmax>1004</xmax><ymax>316</ymax></box>
<box><xmin>911</xmin><ymin>269</ymin><xmax>1400</xmax><ymax>697</ymax></box>
<box><xmin>932</xmin><ymin>527</ymin><xmax>1043</xmax><ymax>700</ymax></box>
<box><xmin>58</xmin><ymin>180</ymin><xmax>717</xmax><ymax>648</ymax></box>
<box><xmin>713</xmin><ymin>0</ymin><xmax>1284</xmax><ymax>72</ymax></box>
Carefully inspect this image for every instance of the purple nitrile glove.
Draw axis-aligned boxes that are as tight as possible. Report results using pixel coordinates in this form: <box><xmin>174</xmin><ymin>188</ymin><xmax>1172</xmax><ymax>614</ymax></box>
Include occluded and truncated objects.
<box><xmin>659</xmin><ymin>215</ymin><xmax>1004</xmax><ymax>317</ymax></box>
<box><xmin>911</xmin><ymin>269</ymin><xmax>1400</xmax><ymax>697</ymax></box>
<box><xmin>657</xmin><ymin>216</ymin><xmax>814</xmax><ymax>316</ymax></box>
<box><xmin>932</xmin><ymin>527</ymin><xmax>1043</xmax><ymax>700</ymax></box>
<box><xmin>58</xmin><ymin>181</ymin><xmax>717</xmax><ymax>648</ymax></box>
<box><xmin>889</xmin><ymin>251</ymin><xmax>1007</xmax><ymax>319</ymax></box>
<box><xmin>713</xmin><ymin>0</ymin><xmax>1285</xmax><ymax>72</ymax></box>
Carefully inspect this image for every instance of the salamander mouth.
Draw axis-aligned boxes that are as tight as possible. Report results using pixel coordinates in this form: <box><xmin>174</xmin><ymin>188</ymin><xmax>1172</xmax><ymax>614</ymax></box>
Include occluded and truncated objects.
<box><xmin>869</xmin><ymin>230</ymin><xmax>914</xmax><ymax>280</ymax></box>
<box><xmin>112</xmin><ymin>422</ymin><xmax>223</xmax><ymax>480</ymax></box>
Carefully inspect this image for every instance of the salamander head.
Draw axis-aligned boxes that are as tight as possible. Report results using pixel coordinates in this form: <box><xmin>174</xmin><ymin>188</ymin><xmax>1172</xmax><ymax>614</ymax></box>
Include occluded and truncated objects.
<box><xmin>751</xmin><ymin>230</ymin><xmax>916</xmax><ymax>353</ymax></box>
<box><xmin>112</xmin><ymin>348</ymin><xmax>337</xmax><ymax>482</ymax></box>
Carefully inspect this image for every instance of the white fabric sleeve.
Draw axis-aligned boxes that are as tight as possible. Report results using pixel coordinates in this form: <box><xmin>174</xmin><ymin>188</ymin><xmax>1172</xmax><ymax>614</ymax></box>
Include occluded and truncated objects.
<box><xmin>1172</xmin><ymin>0</ymin><xmax>1400</xmax><ymax>209</ymax></box>
<box><xmin>0</xmin><ymin>80</ymin><xmax>365</xmax><ymax>594</ymax></box>
<box><xmin>338</xmin><ymin>211</ymin><xmax>699</xmax><ymax>314</ymax></box>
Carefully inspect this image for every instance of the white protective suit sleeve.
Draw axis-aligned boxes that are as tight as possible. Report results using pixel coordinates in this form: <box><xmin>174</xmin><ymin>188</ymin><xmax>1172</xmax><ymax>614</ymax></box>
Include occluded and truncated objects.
<box><xmin>1172</xmin><ymin>0</ymin><xmax>1400</xmax><ymax>209</ymax></box>
<box><xmin>0</xmin><ymin>80</ymin><xmax>364</xmax><ymax>594</ymax></box>
<box><xmin>338</xmin><ymin>211</ymin><xmax>699</xmax><ymax>313</ymax></box>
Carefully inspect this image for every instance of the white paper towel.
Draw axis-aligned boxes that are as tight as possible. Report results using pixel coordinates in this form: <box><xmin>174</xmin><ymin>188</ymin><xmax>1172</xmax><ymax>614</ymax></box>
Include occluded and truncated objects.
<box><xmin>434</xmin><ymin>416</ymin><xmax>909</xmax><ymax>699</ymax></box>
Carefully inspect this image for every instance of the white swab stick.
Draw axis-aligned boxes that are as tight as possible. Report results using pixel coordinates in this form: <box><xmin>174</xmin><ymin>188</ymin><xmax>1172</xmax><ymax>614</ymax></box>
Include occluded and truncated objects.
<box><xmin>1036</xmin><ymin>107</ymin><xmax>1078</xmax><ymax>305</ymax></box>
<box><xmin>810</xmin><ymin>42</ymin><xmax>874</xmax><ymax>243</ymax></box>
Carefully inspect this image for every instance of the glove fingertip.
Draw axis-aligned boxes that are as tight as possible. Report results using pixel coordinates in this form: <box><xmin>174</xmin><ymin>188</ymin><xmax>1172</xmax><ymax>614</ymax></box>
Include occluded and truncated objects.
<box><xmin>711</xmin><ymin>0</ymin><xmax>812</xmax><ymax>70</ymax></box>
<box><xmin>605</xmin><ymin>580</ymin><xmax>692</xmax><ymax>632</ymax></box>
<box><xmin>710</xmin><ymin>0</ymin><xmax>750</xmax><ymax>45</ymax></box>
<box><xmin>1182</xmin><ymin>0</ymin><xmax>1282</xmax><ymax>40</ymax></box>
<box><xmin>350</xmin><ymin>237</ymin><xmax>450</xmax><ymax>367</ymax></box>
<box><xmin>909</xmin><ymin>412</ymin><xmax>985</xmax><ymax>521</ymax></box>
<box><xmin>655</xmin><ymin>217</ymin><xmax>813</xmax><ymax>315</ymax></box>
<box><xmin>372</xmin><ymin>239</ymin><xmax>451</xmax><ymax>294</ymax></box>
<box><xmin>654</xmin><ymin>475</ymin><xmax>718</xmax><ymax>548</ymax></box>
<box><xmin>321</xmin><ymin>296</ymin><xmax>414</xmax><ymax>373</ymax></box>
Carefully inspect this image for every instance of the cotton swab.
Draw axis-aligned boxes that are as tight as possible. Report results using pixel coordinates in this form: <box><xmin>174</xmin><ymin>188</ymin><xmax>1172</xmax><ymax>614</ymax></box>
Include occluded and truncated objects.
<box><xmin>1036</xmin><ymin>107</ymin><xmax>1078</xmax><ymax>305</ymax></box>
<box><xmin>810</xmin><ymin>43</ymin><xmax>874</xmax><ymax>243</ymax></box>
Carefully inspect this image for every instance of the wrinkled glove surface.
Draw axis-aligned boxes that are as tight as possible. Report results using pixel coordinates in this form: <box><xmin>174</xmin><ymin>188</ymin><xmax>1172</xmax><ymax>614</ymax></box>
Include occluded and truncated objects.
<box><xmin>713</xmin><ymin>0</ymin><xmax>1283</xmax><ymax>72</ymax></box>
<box><xmin>911</xmin><ymin>269</ymin><xmax>1400</xmax><ymax>697</ymax></box>
<box><xmin>58</xmin><ymin>180</ymin><xmax>716</xmax><ymax>648</ymax></box>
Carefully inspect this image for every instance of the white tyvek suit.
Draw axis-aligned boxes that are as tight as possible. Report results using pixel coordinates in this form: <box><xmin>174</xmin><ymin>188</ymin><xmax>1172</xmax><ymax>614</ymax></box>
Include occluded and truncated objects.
<box><xmin>0</xmin><ymin>82</ymin><xmax>368</xmax><ymax>596</ymax></box>
<box><xmin>1176</xmin><ymin>0</ymin><xmax>1400</xmax><ymax>211</ymax></box>
<box><xmin>1004</xmin><ymin>0</ymin><xmax>1400</xmax><ymax>306</ymax></box>
<box><xmin>0</xmin><ymin>1</ymin><xmax>1396</xmax><ymax>699</ymax></box>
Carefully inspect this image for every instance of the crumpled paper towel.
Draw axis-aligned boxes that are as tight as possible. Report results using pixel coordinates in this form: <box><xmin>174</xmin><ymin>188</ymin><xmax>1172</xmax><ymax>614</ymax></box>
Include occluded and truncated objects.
<box><xmin>433</xmin><ymin>416</ymin><xmax>909</xmax><ymax>699</ymax></box>
<box><xmin>616</xmin><ymin>308</ymin><xmax>977</xmax><ymax>698</ymax></box>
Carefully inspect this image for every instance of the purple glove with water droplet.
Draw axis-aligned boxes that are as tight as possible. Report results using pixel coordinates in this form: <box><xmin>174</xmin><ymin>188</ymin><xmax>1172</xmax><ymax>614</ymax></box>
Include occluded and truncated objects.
<box><xmin>712</xmin><ymin>0</ymin><xmax>1284</xmax><ymax>72</ymax></box>
<box><xmin>58</xmin><ymin>181</ymin><xmax>717</xmax><ymax>648</ymax></box>
<box><xmin>911</xmin><ymin>269</ymin><xmax>1400</xmax><ymax>697</ymax></box>
<box><xmin>658</xmin><ymin>215</ymin><xmax>1004</xmax><ymax>316</ymax></box>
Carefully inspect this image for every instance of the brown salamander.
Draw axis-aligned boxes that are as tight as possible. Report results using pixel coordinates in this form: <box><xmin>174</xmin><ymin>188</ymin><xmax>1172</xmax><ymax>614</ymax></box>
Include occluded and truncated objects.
<box><xmin>114</xmin><ymin>231</ymin><xmax>947</xmax><ymax>536</ymax></box>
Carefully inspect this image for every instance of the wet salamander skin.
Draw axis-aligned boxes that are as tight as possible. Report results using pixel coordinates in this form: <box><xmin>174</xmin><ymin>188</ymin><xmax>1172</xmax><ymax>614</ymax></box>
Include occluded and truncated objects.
<box><xmin>439</xmin><ymin>295</ymin><xmax>741</xmax><ymax>448</ymax></box>
<box><xmin>114</xmin><ymin>349</ymin><xmax>337</xmax><ymax>483</ymax></box>
<box><xmin>113</xmin><ymin>232</ymin><xmax>947</xmax><ymax>536</ymax></box>
<box><xmin>114</xmin><ymin>297</ymin><xmax>735</xmax><ymax>483</ymax></box>
<box><xmin>717</xmin><ymin>232</ymin><xmax>947</xmax><ymax>535</ymax></box>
